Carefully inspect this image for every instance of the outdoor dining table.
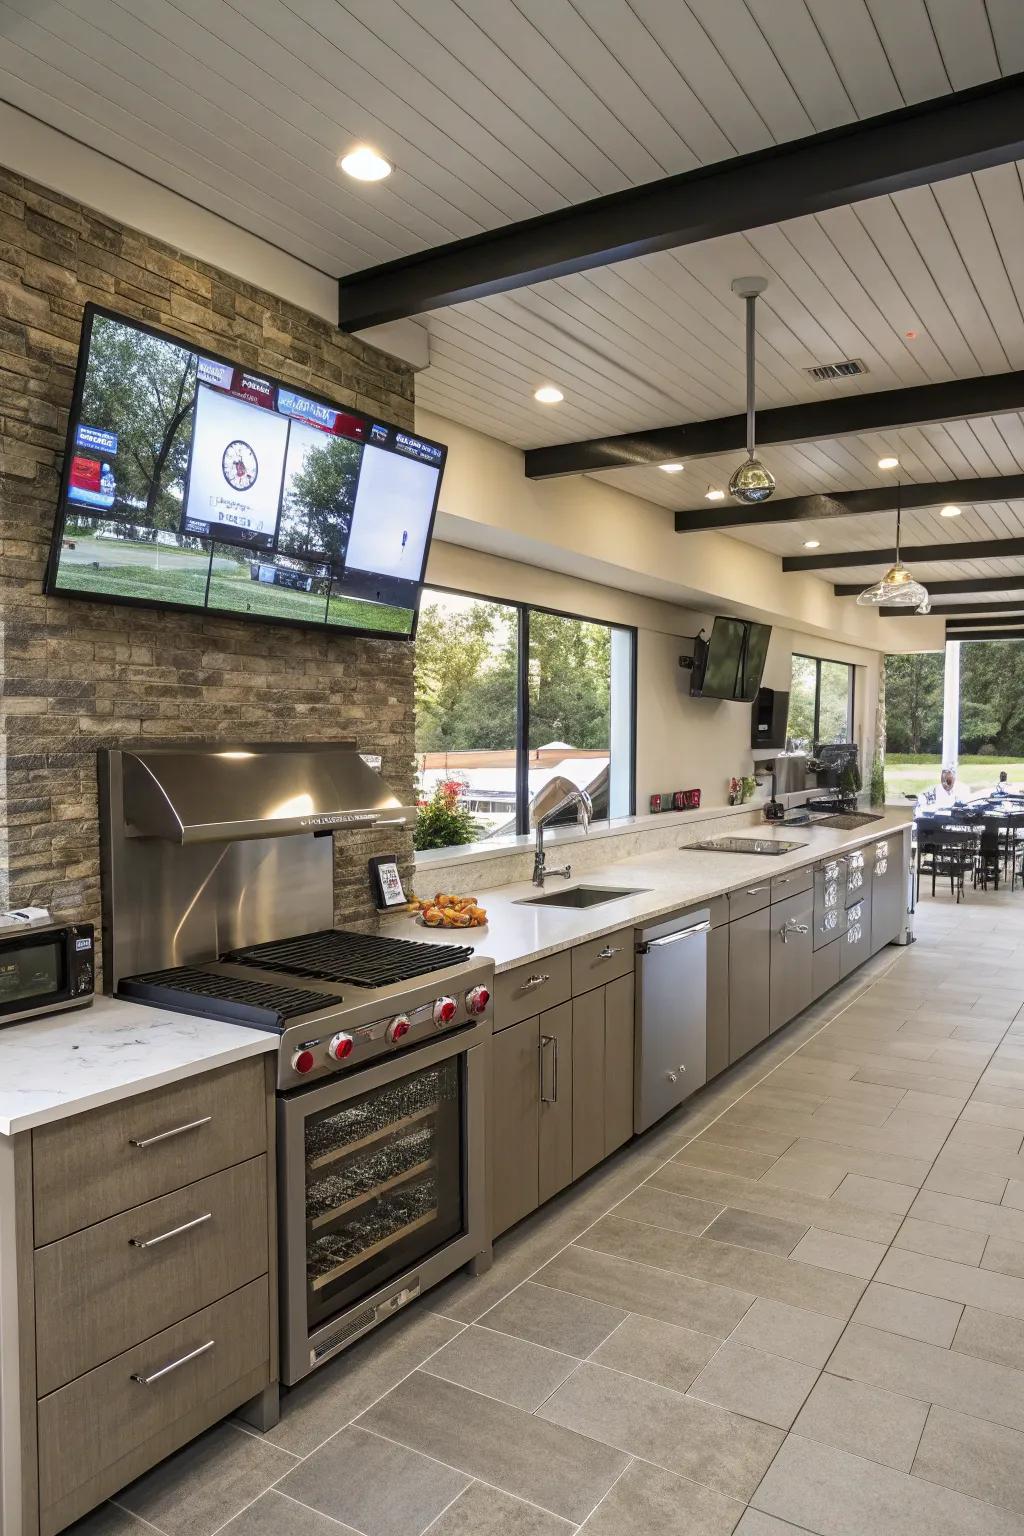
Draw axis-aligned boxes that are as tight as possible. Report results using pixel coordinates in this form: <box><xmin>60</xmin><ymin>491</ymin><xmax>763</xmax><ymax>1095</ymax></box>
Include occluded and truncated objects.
<box><xmin>915</xmin><ymin>798</ymin><xmax>1024</xmax><ymax>893</ymax></box>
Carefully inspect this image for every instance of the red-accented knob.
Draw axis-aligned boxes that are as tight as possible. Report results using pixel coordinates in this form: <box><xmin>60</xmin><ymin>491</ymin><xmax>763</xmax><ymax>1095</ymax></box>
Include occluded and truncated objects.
<box><xmin>328</xmin><ymin>1032</ymin><xmax>354</xmax><ymax>1062</ymax></box>
<box><xmin>386</xmin><ymin>1015</ymin><xmax>411</xmax><ymax>1044</ymax></box>
<box><xmin>433</xmin><ymin>996</ymin><xmax>458</xmax><ymax>1026</ymax></box>
<box><xmin>292</xmin><ymin>1049</ymin><xmax>316</xmax><ymax>1075</ymax></box>
<box><xmin>466</xmin><ymin>985</ymin><xmax>490</xmax><ymax>1015</ymax></box>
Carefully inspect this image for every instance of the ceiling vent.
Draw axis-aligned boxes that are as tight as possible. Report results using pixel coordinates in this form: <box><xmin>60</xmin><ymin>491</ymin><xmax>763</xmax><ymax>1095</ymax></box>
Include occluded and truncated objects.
<box><xmin>805</xmin><ymin>358</ymin><xmax>868</xmax><ymax>382</ymax></box>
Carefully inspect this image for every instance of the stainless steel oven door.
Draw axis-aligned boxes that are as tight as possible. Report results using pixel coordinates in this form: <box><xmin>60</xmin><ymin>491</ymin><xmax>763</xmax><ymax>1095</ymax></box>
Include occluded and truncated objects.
<box><xmin>278</xmin><ymin>1018</ymin><xmax>489</xmax><ymax>1384</ymax></box>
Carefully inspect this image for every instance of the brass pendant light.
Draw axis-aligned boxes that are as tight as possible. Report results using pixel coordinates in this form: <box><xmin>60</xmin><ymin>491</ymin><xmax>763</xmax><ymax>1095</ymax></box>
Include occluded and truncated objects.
<box><xmin>729</xmin><ymin>276</ymin><xmax>776</xmax><ymax>504</ymax></box>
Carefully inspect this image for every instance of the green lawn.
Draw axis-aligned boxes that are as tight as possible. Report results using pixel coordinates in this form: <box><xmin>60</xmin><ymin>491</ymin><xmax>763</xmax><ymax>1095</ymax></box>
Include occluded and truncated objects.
<box><xmin>886</xmin><ymin>754</ymin><xmax>1024</xmax><ymax>798</ymax></box>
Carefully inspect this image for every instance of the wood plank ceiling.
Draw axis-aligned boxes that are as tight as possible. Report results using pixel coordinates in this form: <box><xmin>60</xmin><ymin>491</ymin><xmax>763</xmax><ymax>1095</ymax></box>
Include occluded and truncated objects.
<box><xmin>3</xmin><ymin>0</ymin><xmax>1024</xmax><ymax>600</ymax></box>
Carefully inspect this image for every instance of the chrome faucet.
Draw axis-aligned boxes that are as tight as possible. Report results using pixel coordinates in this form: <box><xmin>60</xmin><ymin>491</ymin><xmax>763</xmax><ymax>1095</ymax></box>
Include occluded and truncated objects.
<box><xmin>529</xmin><ymin>777</ymin><xmax>593</xmax><ymax>886</ymax></box>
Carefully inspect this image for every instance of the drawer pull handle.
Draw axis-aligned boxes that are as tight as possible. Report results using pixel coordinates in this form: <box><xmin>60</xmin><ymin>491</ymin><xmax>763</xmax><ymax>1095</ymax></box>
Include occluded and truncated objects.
<box><xmin>131</xmin><ymin>1339</ymin><xmax>214</xmax><ymax>1386</ymax></box>
<box><xmin>597</xmin><ymin>945</ymin><xmax>623</xmax><ymax>959</ymax></box>
<box><xmin>129</xmin><ymin>1212</ymin><xmax>213</xmax><ymax>1250</ymax></box>
<box><xmin>744</xmin><ymin>886</ymin><xmax>768</xmax><ymax>895</ymax></box>
<box><xmin>522</xmin><ymin>973</ymin><xmax>550</xmax><ymax>990</ymax></box>
<box><xmin>129</xmin><ymin>1116</ymin><xmax>212</xmax><ymax>1149</ymax></box>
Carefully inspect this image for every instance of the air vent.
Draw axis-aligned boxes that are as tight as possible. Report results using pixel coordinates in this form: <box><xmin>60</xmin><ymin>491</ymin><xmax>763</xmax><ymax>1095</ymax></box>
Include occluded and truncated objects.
<box><xmin>805</xmin><ymin>359</ymin><xmax>868</xmax><ymax>382</ymax></box>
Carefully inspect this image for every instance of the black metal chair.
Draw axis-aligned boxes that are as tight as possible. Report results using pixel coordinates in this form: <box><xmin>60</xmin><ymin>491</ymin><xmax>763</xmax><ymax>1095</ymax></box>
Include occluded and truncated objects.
<box><xmin>917</xmin><ymin>823</ymin><xmax>983</xmax><ymax>903</ymax></box>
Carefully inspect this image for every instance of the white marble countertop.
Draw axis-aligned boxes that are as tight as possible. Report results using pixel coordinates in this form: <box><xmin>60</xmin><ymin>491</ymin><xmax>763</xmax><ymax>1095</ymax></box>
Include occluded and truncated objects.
<box><xmin>0</xmin><ymin>996</ymin><xmax>276</xmax><ymax>1137</ymax></box>
<box><xmin>384</xmin><ymin>807</ymin><xmax>913</xmax><ymax>973</ymax></box>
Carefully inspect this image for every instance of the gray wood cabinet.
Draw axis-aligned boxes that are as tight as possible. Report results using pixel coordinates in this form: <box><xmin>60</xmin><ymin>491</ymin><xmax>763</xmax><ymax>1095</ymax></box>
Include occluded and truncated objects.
<box><xmin>870</xmin><ymin>837</ymin><xmax>905</xmax><ymax>954</ymax></box>
<box><xmin>572</xmin><ymin>988</ymin><xmax>606</xmax><ymax>1181</ymax></box>
<box><xmin>841</xmin><ymin>884</ymin><xmax>873</xmax><ymax>978</ymax></box>
<box><xmin>604</xmin><ymin>973</ymin><xmax>635</xmax><ymax>1157</ymax></box>
<box><xmin>728</xmin><ymin>905</ymin><xmax>771</xmax><ymax>1063</ymax></box>
<box><xmin>769</xmin><ymin>887</ymin><xmax>814</xmax><ymax>1033</ymax></box>
<box><xmin>490</xmin><ymin>1015</ymin><xmax>541</xmax><ymax>1237</ymax></box>
<box><xmin>707</xmin><ymin>923</ymin><xmax>730</xmax><ymax>1080</ymax></box>
<box><xmin>538</xmin><ymin>1002</ymin><xmax>573</xmax><ymax>1204</ymax></box>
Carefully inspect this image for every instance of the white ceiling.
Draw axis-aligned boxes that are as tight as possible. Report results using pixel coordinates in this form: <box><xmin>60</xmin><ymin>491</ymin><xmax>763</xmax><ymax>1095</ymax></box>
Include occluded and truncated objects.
<box><xmin>4</xmin><ymin>0</ymin><xmax>1024</xmax><ymax>580</ymax></box>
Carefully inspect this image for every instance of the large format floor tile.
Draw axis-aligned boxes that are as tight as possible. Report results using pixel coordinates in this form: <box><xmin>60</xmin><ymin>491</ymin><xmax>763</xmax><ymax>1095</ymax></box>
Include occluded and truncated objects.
<box><xmin>421</xmin><ymin>1324</ymin><xmax>576</xmax><ymax>1410</ymax></box>
<box><xmin>476</xmin><ymin>1280</ymin><xmax>626</xmax><ymax>1358</ymax></box>
<box><xmin>912</xmin><ymin>1405</ymin><xmax>1024</xmax><ymax>1519</ymax></box>
<box><xmin>533</xmin><ymin>1243</ymin><xmax>754</xmax><ymax>1337</ymax></box>
<box><xmin>278</xmin><ymin>1425</ymin><xmax>469</xmax><ymax>1536</ymax></box>
<box><xmin>791</xmin><ymin>1373</ymin><xmax>928</xmax><ymax>1472</ymax></box>
<box><xmin>115</xmin><ymin>1424</ymin><xmax>298</xmax><ymax>1536</ymax></box>
<box><xmin>577</xmin><ymin>1458</ymin><xmax>744</xmax><ymax>1536</ymax></box>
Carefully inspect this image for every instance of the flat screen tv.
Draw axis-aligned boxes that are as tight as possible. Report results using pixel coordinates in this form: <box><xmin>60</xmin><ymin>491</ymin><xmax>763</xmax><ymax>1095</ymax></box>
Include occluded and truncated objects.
<box><xmin>44</xmin><ymin>305</ymin><xmax>447</xmax><ymax>639</ymax></box>
<box><xmin>690</xmin><ymin>616</ymin><xmax>772</xmax><ymax>702</ymax></box>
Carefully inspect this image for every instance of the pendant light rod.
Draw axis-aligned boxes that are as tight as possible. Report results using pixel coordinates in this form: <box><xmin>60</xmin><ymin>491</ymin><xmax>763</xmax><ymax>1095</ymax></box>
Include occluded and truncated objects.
<box><xmin>732</xmin><ymin>276</ymin><xmax>767</xmax><ymax>460</ymax></box>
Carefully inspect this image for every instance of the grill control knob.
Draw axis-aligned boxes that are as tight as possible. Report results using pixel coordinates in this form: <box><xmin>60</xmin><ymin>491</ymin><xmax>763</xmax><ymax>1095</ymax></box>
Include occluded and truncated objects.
<box><xmin>465</xmin><ymin>985</ymin><xmax>490</xmax><ymax>1015</ymax></box>
<box><xmin>328</xmin><ymin>1032</ymin><xmax>354</xmax><ymax>1062</ymax></box>
<box><xmin>433</xmin><ymin>996</ymin><xmax>458</xmax><ymax>1026</ymax></box>
<box><xmin>292</xmin><ymin>1049</ymin><xmax>316</xmax><ymax>1075</ymax></box>
<box><xmin>386</xmin><ymin>1015</ymin><xmax>411</xmax><ymax>1044</ymax></box>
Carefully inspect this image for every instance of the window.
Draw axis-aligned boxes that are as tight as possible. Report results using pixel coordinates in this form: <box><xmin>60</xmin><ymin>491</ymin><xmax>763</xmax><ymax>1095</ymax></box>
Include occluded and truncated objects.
<box><xmin>787</xmin><ymin>654</ymin><xmax>854</xmax><ymax>748</ymax></box>
<box><xmin>414</xmin><ymin>588</ymin><xmax>635</xmax><ymax>848</ymax></box>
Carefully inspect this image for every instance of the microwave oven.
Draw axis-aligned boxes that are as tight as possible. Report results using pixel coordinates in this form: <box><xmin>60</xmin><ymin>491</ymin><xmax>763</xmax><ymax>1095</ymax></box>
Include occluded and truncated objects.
<box><xmin>0</xmin><ymin>921</ymin><xmax>95</xmax><ymax>1027</ymax></box>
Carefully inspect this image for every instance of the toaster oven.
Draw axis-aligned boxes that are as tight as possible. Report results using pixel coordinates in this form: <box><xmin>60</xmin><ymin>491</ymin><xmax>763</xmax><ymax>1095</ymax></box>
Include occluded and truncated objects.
<box><xmin>0</xmin><ymin>920</ymin><xmax>95</xmax><ymax>1026</ymax></box>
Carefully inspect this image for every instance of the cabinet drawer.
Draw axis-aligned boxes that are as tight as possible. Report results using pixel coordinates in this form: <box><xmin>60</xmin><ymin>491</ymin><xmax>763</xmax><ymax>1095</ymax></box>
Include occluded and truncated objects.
<box><xmin>35</xmin><ymin>1156</ymin><xmax>268</xmax><ymax>1396</ymax></box>
<box><xmin>494</xmin><ymin>950</ymin><xmax>571</xmax><ymax>1031</ymax></box>
<box><xmin>770</xmin><ymin>866</ymin><xmax>813</xmax><ymax>902</ymax></box>
<box><xmin>38</xmin><ymin>1277</ymin><xmax>269</xmax><ymax>1535</ymax></box>
<box><xmin>571</xmin><ymin>927</ymin><xmax>634</xmax><ymax>995</ymax></box>
<box><xmin>728</xmin><ymin>881</ymin><xmax>772</xmax><ymax>920</ymax></box>
<box><xmin>33</xmin><ymin>1057</ymin><xmax>267</xmax><ymax>1245</ymax></box>
<box><xmin>707</xmin><ymin>896</ymin><xmax>729</xmax><ymax>930</ymax></box>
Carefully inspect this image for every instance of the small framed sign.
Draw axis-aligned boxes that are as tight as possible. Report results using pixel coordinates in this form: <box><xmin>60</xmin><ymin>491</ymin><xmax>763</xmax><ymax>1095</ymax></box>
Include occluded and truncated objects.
<box><xmin>368</xmin><ymin>853</ymin><xmax>408</xmax><ymax>911</ymax></box>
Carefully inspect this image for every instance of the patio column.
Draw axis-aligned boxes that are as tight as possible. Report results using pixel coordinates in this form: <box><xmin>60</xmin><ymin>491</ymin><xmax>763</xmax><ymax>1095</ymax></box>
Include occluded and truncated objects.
<box><xmin>942</xmin><ymin>639</ymin><xmax>961</xmax><ymax>770</ymax></box>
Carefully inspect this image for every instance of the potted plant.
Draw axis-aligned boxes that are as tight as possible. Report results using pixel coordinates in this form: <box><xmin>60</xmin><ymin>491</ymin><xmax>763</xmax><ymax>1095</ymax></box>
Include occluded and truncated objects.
<box><xmin>413</xmin><ymin>779</ymin><xmax>480</xmax><ymax>850</ymax></box>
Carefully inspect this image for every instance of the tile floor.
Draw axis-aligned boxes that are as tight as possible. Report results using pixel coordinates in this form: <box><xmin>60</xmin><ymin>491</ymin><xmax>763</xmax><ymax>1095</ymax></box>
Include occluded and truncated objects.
<box><xmin>77</xmin><ymin>887</ymin><xmax>1024</xmax><ymax>1536</ymax></box>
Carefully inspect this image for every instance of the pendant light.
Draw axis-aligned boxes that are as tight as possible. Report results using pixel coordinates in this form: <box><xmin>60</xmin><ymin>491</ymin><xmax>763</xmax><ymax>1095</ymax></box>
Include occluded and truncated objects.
<box><xmin>856</xmin><ymin>480</ymin><xmax>931</xmax><ymax>611</ymax></box>
<box><xmin>729</xmin><ymin>276</ymin><xmax>776</xmax><ymax>504</ymax></box>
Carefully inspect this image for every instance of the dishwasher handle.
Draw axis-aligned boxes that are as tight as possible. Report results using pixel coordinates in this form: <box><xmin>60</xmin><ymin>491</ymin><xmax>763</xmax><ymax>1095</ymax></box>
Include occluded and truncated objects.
<box><xmin>637</xmin><ymin>920</ymin><xmax>711</xmax><ymax>954</ymax></box>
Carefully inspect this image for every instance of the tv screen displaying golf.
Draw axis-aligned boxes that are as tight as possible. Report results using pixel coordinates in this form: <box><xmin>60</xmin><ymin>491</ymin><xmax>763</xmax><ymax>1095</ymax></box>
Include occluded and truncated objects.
<box><xmin>45</xmin><ymin>305</ymin><xmax>447</xmax><ymax>637</ymax></box>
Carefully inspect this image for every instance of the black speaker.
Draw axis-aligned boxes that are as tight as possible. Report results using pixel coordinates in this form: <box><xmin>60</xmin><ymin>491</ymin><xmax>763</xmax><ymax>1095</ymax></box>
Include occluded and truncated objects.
<box><xmin>751</xmin><ymin>687</ymin><xmax>789</xmax><ymax>750</ymax></box>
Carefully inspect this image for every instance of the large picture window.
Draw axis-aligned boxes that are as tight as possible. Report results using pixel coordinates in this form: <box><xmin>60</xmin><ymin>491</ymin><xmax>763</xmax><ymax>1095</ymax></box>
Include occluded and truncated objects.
<box><xmin>787</xmin><ymin>654</ymin><xmax>854</xmax><ymax>748</ymax></box>
<box><xmin>414</xmin><ymin>588</ymin><xmax>635</xmax><ymax>849</ymax></box>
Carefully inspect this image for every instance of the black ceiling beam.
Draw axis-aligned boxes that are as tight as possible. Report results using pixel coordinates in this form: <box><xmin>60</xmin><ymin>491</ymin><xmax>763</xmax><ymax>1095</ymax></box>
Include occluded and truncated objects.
<box><xmin>881</xmin><ymin>600</ymin><xmax>1024</xmax><ymax>616</ymax></box>
<box><xmin>837</xmin><ymin>576</ymin><xmax>1024</xmax><ymax>597</ymax></box>
<box><xmin>539</xmin><ymin>386</ymin><xmax>1024</xmax><ymax>482</ymax></box>
<box><xmin>784</xmin><ymin>535</ymin><xmax>1024</xmax><ymax>571</ymax></box>
<box><xmin>339</xmin><ymin>72</ymin><xmax>1024</xmax><ymax>332</ymax></box>
<box><xmin>674</xmin><ymin>474</ymin><xmax>1024</xmax><ymax>533</ymax></box>
<box><xmin>946</xmin><ymin>616</ymin><xmax>1024</xmax><ymax>630</ymax></box>
<box><xmin>948</xmin><ymin>628</ymin><xmax>1024</xmax><ymax>642</ymax></box>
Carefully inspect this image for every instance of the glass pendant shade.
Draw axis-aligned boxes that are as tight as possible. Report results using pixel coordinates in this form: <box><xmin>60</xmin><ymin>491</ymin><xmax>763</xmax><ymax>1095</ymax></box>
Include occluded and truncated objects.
<box><xmin>856</xmin><ymin>561</ymin><xmax>930</xmax><ymax>608</ymax></box>
<box><xmin>729</xmin><ymin>454</ymin><xmax>776</xmax><ymax>504</ymax></box>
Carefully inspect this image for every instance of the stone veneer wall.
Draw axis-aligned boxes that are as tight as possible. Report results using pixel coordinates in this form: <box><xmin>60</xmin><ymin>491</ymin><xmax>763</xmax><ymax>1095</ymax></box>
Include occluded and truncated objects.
<box><xmin>0</xmin><ymin>166</ymin><xmax>418</xmax><ymax>968</ymax></box>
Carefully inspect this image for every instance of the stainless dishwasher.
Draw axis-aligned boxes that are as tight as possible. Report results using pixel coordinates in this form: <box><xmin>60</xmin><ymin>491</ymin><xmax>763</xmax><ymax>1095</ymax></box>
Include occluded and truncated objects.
<box><xmin>635</xmin><ymin>909</ymin><xmax>710</xmax><ymax>1133</ymax></box>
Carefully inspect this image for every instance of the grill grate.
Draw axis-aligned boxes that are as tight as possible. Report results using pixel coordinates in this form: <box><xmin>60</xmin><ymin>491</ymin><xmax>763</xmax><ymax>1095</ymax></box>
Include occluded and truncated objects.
<box><xmin>227</xmin><ymin>928</ymin><xmax>473</xmax><ymax>988</ymax></box>
<box><xmin>119</xmin><ymin>965</ymin><xmax>333</xmax><ymax>1027</ymax></box>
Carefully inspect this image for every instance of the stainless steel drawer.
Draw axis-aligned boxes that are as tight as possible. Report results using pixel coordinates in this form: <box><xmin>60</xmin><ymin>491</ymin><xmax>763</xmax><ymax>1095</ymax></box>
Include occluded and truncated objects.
<box><xmin>34</xmin><ymin>1156</ymin><xmax>268</xmax><ymax>1395</ymax></box>
<box><xmin>32</xmin><ymin>1057</ymin><xmax>267</xmax><ymax>1245</ymax></box>
<box><xmin>571</xmin><ymin>927</ymin><xmax>634</xmax><ymax>995</ymax></box>
<box><xmin>770</xmin><ymin>866</ymin><xmax>813</xmax><ymax>902</ymax></box>
<box><xmin>493</xmin><ymin>950</ymin><xmax>572</xmax><ymax>1031</ymax></box>
<box><xmin>728</xmin><ymin>882</ymin><xmax>772</xmax><ymax>920</ymax></box>
<box><xmin>37</xmin><ymin>1277</ymin><xmax>270</xmax><ymax>1536</ymax></box>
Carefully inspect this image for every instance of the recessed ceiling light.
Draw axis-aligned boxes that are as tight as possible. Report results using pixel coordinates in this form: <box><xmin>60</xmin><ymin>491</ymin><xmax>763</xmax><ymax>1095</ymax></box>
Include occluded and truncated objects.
<box><xmin>339</xmin><ymin>145</ymin><xmax>392</xmax><ymax>181</ymax></box>
<box><xmin>803</xmin><ymin>539</ymin><xmax>821</xmax><ymax>549</ymax></box>
<box><xmin>878</xmin><ymin>456</ymin><xmax>899</xmax><ymax>470</ymax></box>
<box><xmin>705</xmin><ymin>486</ymin><xmax>725</xmax><ymax>501</ymax></box>
<box><xmin>940</xmin><ymin>504</ymin><xmax>961</xmax><ymax>518</ymax></box>
<box><xmin>660</xmin><ymin>462</ymin><xmax>684</xmax><ymax>473</ymax></box>
<box><xmin>534</xmin><ymin>385</ymin><xmax>563</xmax><ymax>404</ymax></box>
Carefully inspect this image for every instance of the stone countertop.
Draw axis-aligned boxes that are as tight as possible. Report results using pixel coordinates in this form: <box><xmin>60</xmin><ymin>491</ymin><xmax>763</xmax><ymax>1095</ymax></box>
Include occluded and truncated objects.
<box><xmin>0</xmin><ymin>996</ymin><xmax>277</xmax><ymax>1137</ymax></box>
<box><xmin>384</xmin><ymin>808</ymin><xmax>913</xmax><ymax>973</ymax></box>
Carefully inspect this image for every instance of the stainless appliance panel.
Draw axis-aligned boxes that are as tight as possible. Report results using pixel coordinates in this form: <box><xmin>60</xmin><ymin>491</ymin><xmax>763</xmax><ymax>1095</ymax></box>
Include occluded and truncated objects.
<box><xmin>278</xmin><ymin>1018</ymin><xmax>489</xmax><ymax>1383</ymax></box>
<box><xmin>635</xmin><ymin>912</ymin><xmax>709</xmax><ymax>1133</ymax></box>
<box><xmin>813</xmin><ymin>857</ymin><xmax>849</xmax><ymax>951</ymax></box>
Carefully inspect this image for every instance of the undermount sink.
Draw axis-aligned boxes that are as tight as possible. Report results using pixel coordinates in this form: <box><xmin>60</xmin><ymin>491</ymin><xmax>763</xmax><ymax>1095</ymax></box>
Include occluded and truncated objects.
<box><xmin>516</xmin><ymin>885</ymin><xmax>648</xmax><ymax>909</ymax></box>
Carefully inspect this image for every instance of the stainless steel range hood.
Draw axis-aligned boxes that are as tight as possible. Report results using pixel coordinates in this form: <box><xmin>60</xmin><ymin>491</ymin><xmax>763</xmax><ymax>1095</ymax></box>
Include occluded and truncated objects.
<box><xmin>118</xmin><ymin>742</ymin><xmax>415</xmax><ymax>844</ymax></box>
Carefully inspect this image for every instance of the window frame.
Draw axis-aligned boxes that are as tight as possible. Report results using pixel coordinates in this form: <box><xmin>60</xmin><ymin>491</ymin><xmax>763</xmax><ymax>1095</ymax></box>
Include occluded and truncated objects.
<box><xmin>418</xmin><ymin>583</ymin><xmax>638</xmax><ymax>837</ymax></box>
<box><xmin>790</xmin><ymin>653</ymin><xmax>856</xmax><ymax>746</ymax></box>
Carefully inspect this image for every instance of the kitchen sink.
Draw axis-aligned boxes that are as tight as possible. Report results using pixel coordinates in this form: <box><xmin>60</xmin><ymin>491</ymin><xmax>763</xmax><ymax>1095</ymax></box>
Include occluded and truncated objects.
<box><xmin>516</xmin><ymin>885</ymin><xmax>648</xmax><ymax>909</ymax></box>
<box><xmin>689</xmin><ymin>836</ymin><xmax>808</xmax><ymax>856</ymax></box>
<box><xmin>810</xmin><ymin>812</ymin><xmax>884</xmax><ymax>830</ymax></box>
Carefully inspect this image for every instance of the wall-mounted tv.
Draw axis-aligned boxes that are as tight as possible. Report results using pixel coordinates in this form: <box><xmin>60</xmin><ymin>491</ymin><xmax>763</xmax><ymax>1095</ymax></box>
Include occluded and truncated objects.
<box><xmin>690</xmin><ymin>616</ymin><xmax>772</xmax><ymax>702</ymax></box>
<box><xmin>44</xmin><ymin>305</ymin><xmax>447</xmax><ymax>639</ymax></box>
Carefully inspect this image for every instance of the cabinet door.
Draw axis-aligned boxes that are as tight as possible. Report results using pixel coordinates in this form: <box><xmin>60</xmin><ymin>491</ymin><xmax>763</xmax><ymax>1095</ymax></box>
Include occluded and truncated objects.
<box><xmin>729</xmin><ymin>907</ymin><xmax>771</xmax><ymax>1063</ymax></box>
<box><xmin>769</xmin><ymin>888</ymin><xmax>814</xmax><ymax>1033</ymax></box>
<box><xmin>604</xmin><ymin>974</ymin><xmax>635</xmax><ymax>1156</ymax></box>
<box><xmin>572</xmin><ymin>989</ymin><xmax>606</xmax><ymax>1181</ymax></box>
<box><xmin>707</xmin><ymin>923</ymin><xmax>730</xmax><ymax>1080</ymax></box>
<box><xmin>841</xmin><ymin>885</ymin><xmax>873</xmax><ymax>978</ymax></box>
<box><xmin>870</xmin><ymin>838</ymin><xmax>905</xmax><ymax>954</ymax></box>
<box><xmin>538</xmin><ymin>1002</ymin><xmax>573</xmax><ymax>1204</ymax></box>
<box><xmin>490</xmin><ymin>1015</ymin><xmax>540</xmax><ymax>1238</ymax></box>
